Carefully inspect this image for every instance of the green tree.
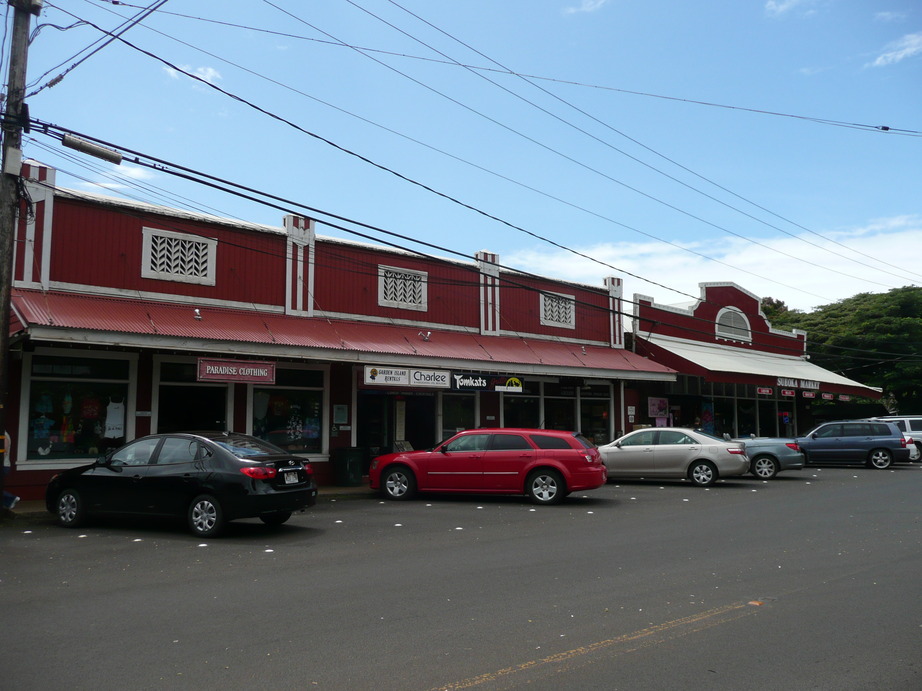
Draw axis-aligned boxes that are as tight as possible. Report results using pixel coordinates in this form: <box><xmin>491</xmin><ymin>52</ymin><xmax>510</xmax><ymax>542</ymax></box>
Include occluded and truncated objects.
<box><xmin>764</xmin><ymin>287</ymin><xmax>922</xmax><ymax>412</ymax></box>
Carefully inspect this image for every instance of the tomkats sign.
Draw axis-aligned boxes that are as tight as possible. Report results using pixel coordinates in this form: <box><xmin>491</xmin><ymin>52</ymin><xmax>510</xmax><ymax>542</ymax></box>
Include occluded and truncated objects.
<box><xmin>451</xmin><ymin>373</ymin><xmax>524</xmax><ymax>392</ymax></box>
<box><xmin>197</xmin><ymin>358</ymin><xmax>276</xmax><ymax>383</ymax></box>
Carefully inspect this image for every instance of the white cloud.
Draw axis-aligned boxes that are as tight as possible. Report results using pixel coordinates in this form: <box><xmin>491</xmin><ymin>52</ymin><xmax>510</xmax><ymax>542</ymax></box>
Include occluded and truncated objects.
<box><xmin>504</xmin><ymin>216</ymin><xmax>922</xmax><ymax>313</ymax></box>
<box><xmin>162</xmin><ymin>65</ymin><xmax>222</xmax><ymax>84</ymax></box>
<box><xmin>764</xmin><ymin>0</ymin><xmax>813</xmax><ymax>18</ymax></box>
<box><xmin>868</xmin><ymin>32</ymin><xmax>922</xmax><ymax>67</ymax></box>
<box><xmin>563</xmin><ymin>0</ymin><xmax>610</xmax><ymax>16</ymax></box>
<box><xmin>192</xmin><ymin>66</ymin><xmax>222</xmax><ymax>84</ymax></box>
<box><xmin>875</xmin><ymin>12</ymin><xmax>906</xmax><ymax>23</ymax></box>
<box><xmin>119</xmin><ymin>166</ymin><xmax>156</xmax><ymax>181</ymax></box>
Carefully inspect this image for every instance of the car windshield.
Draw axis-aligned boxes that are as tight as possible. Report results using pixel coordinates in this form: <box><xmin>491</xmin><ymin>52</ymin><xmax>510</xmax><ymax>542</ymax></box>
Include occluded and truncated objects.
<box><xmin>201</xmin><ymin>433</ymin><xmax>288</xmax><ymax>458</ymax></box>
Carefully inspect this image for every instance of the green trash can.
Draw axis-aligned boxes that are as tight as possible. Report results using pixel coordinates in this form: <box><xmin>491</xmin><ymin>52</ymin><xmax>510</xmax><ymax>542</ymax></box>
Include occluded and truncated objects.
<box><xmin>332</xmin><ymin>447</ymin><xmax>366</xmax><ymax>487</ymax></box>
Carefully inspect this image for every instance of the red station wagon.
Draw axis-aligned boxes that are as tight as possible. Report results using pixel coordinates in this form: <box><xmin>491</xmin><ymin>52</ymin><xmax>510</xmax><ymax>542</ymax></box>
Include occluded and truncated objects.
<box><xmin>369</xmin><ymin>428</ymin><xmax>608</xmax><ymax>505</ymax></box>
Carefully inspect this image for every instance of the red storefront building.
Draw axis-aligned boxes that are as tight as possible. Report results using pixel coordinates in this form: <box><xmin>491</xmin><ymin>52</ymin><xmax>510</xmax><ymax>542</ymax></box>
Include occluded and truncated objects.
<box><xmin>5</xmin><ymin>162</ymin><xmax>676</xmax><ymax>499</ymax></box>
<box><xmin>629</xmin><ymin>283</ymin><xmax>882</xmax><ymax>437</ymax></box>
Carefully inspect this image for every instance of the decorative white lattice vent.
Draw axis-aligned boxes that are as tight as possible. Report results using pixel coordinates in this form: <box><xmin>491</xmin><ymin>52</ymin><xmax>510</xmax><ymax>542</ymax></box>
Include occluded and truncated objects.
<box><xmin>378</xmin><ymin>265</ymin><xmax>427</xmax><ymax>311</ymax></box>
<box><xmin>142</xmin><ymin>228</ymin><xmax>217</xmax><ymax>286</ymax></box>
<box><xmin>541</xmin><ymin>292</ymin><xmax>575</xmax><ymax>329</ymax></box>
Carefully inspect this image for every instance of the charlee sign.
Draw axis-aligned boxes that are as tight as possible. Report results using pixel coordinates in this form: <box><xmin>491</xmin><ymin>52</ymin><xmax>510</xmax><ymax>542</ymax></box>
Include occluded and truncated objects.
<box><xmin>197</xmin><ymin>358</ymin><xmax>276</xmax><ymax>384</ymax></box>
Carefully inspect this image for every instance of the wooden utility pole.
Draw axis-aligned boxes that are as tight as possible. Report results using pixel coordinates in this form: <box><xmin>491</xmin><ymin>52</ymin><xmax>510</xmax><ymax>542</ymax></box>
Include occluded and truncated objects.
<box><xmin>0</xmin><ymin>0</ymin><xmax>41</xmax><ymax>504</ymax></box>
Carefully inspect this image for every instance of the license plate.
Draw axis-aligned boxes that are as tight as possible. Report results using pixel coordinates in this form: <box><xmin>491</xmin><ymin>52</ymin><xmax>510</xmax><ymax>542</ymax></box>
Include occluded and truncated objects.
<box><xmin>283</xmin><ymin>471</ymin><xmax>299</xmax><ymax>484</ymax></box>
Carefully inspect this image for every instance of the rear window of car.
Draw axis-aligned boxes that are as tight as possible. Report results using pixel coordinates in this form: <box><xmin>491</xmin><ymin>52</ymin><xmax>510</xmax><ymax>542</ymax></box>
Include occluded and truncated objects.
<box><xmin>530</xmin><ymin>434</ymin><xmax>573</xmax><ymax>450</ymax></box>
<box><xmin>573</xmin><ymin>433</ymin><xmax>597</xmax><ymax>449</ymax></box>
<box><xmin>658</xmin><ymin>430</ymin><xmax>695</xmax><ymax>445</ymax></box>
<box><xmin>208</xmin><ymin>434</ymin><xmax>287</xmax><ymax>457</ymax></box>
<box><xmin>489</xmin><ymin>434</ymin><xmax>533</xmax><ymax>451</ymax></box>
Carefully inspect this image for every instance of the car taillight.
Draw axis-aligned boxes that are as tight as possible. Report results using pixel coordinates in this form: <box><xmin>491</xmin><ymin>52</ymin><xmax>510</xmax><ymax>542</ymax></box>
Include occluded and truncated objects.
<box><xmin>240</xmin><ymin>466</ymin><xmax>278</xmax><ymax>479</ymax></box>
<box><xmin>302</xmin><ymin>462</ymin><xmax>313</xmax><ymax>476</ymax></box>
<box><xmin>727</xmin><ymin>447</ymin><xmax>745</xmax><ymax>455</ymax></box>
<box><xmin>900</xmin><ymin>437</ymin><xmax>908</xmax><ymax>448</ymax></box>
<box><xmin>785</xmin><ymin>442</ymin><xmax>800</xmax><ymax>451</ymax></box>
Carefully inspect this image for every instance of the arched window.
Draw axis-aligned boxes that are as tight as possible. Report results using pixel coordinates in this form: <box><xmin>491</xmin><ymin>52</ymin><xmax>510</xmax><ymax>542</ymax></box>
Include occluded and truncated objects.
<box><xmin>715</xmin><ymin>307</ymin><xmax>751</xmax><ymax>342</ymax></box>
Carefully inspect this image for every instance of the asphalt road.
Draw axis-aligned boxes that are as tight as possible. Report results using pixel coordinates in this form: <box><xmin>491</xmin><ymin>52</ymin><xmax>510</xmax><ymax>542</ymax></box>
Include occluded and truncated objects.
<box><xmin>2</xmin><ymin>465</ymin><xmax>921</xmax><ymax>690</ymax></box>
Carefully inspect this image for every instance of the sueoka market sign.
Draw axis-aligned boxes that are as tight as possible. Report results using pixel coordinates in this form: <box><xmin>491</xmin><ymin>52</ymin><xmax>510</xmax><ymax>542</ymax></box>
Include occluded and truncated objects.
<box><xmin>197</xmin><ymin>358</ymin><xmax>276</xmax><ymax>384</ymax></box>
<box><xmin>777</xmin><ymin>377</ymin><xmax>820</xmax><ymax>390</ymax></box>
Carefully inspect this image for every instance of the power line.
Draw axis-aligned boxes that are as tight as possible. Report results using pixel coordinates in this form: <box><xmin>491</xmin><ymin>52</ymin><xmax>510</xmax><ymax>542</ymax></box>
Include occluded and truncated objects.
<box><xmin>27</xmin><ymin>119</ymin><xmax>922</xmax><ymax>366</ymax></box>
<box><xmin>77</xmin><ymin>1</ymin><xmax>922</xmax><ymax>137</ymax></box>
<box><xmin>44</xmin><ymin>2</ymin><xmax>918</xmax><ymax>306</ymax></box>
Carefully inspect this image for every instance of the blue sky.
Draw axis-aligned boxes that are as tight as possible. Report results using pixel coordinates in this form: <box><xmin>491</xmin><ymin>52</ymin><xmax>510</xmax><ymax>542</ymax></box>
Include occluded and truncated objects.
<box><xmin>14</xmin><ymin>0</ymin><xmax>922</xmax><ymax>312</ymax></box>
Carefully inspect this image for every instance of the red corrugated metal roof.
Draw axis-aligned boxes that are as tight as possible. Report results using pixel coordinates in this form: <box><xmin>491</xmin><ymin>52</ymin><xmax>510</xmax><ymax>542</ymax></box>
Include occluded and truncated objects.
<box><xmin>11</xmin><ymin>289</ymin><xmax>674</xmax><ymax>377</ymax></box>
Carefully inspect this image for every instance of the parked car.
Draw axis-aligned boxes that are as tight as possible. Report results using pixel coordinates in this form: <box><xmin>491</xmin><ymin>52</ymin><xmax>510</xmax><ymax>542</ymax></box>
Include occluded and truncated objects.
<box><xmin>45</xmin><ymin>432</ymin><xmax>318</xmax><ymax>537</ymax></box>
<box><xmin>732</xmin><ymin>437</ymin><xmax>805</xmax><ymax>480</ymax></box>
<box><xmin>598</xmin><ymin>427</ymin><xmax>750</xmax><ymax>487</ymax></box>
<box><xmin>796</xmin><ymin>420</ymin><xmax>912</xmax><ymax>469</ymax></box>
<box><xmin>869</xmin><ymin>416</ymin><xmax>922</xmax><ymax>459</ymax></box>
<box><xmin>368</xmin><ymin>428</ymin><xmax>607</xmax><ymax>505</ymax></box>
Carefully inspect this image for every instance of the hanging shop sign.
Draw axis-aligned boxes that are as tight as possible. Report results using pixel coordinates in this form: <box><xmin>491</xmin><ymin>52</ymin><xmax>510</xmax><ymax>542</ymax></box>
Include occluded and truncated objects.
<box><xmin>756</xmin><ymin>387</ymin><xmax>773</xmax><ymax>395</ymax></box>
<box><xmin>781</xmin><ymin>389</ymin><xmax>796</xmax><ymax>397</ymax></box>
<box><xmin>450</xmin><ymin>373</ymin><xmax>524</xmax><ymax>392</ymax></box>
<box><xmin>822</xmin><ymin>393</ymin><xmax>835</xmax><ymax>400</ymax></box>
<box><xmin>364</xmin><ymin>366</ymin><xmax>450</xmax><ymax>388</ymax></box>
<box><xmin>838</xmin><ymin>394</ymin><xmax>851</xmax><ymax>402</ymax></box>
<box><xmin>802</xmin><ymin>391</ymin><xmax>816</xmax><ymax>399</ymax></box>
<box><xmin>777</xmin><ymin>377</ymin><xmax>820</xmax><ymax>390</ymax></box>
<box><xmin>197</xmin><ymin>358</ymin><xmax>276</xmax><ymax>384</ymax></box>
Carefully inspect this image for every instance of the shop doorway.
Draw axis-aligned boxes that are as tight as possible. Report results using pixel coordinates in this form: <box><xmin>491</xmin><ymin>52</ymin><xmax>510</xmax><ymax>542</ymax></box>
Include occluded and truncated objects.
<box><xmin>357</xmin><ymin>391</ymin><xmax>436</xmax><ymax>454</ymax></box>
<box><xmin>157</xmin><ymin>385</ymin><xmax>227</xmax><ymax>433</ymax></box>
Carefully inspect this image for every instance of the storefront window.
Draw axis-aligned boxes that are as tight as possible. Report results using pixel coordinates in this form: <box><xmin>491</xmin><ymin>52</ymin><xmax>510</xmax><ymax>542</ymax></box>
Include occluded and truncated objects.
<box><xmin>503</xmin><ymin>396</ymin><xmax>540</xmax><ymax>428</ymax></box>
<box><xmin>544</xmin><ymin>398</ymin><xmax>575</xmax><ymax>431</ymax></box>
<box><xmin>758</xmin><ymin>398</ymin><xmax>777</xmax><ymax>436</ymax></box>
<box><xmin>441</xmin><ymin>393</ymin><xmax>475</xmax><ymax>440</ymax></box>
<box><xmin>252</xmin><ymin>367</ymin><xmax>324</xmax><ymax>453</ymax></box>
<box><xmin>27</xmin><ymin>355</ymin><xmax>131</xmax><ymax>460</ymax></box>
<box><xmin>580</xmin><ymin>400</ymin><xmax>611</xmax><ymax>445</ymax></box>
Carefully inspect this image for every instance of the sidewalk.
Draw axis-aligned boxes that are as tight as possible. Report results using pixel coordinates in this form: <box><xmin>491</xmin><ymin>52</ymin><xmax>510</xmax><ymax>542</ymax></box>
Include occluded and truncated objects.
<box><xmin>1</xmin><ymin>484</ymin><xmax>376</xmax><ymax>521</ymax></box>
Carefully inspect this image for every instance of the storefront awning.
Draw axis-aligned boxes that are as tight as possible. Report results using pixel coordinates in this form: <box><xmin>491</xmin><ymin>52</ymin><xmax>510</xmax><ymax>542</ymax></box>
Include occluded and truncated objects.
<box><xmin>11</xmin><ymin>290</ymin><xmax>676</xmax><ymax>381</ymax></box>
<box><xmin>636</xmin><ymin>334</ymin><xmax>880</xmax><ymax>398</ymax></box>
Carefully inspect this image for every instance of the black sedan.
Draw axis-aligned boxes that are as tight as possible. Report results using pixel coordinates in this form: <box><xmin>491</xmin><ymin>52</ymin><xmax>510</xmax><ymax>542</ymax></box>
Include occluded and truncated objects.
<box><xmin>45</xmin><ymin>432</ymin><xmax>317</xmax><ymax>537</ymax></box>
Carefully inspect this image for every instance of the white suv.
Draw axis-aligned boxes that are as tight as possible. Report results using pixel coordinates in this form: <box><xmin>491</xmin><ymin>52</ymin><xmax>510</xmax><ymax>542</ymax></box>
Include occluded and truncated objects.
<box><xmin>870</xmin><ymin>416</ymin><xmax>922</xmax><ymax>460</ymax></box>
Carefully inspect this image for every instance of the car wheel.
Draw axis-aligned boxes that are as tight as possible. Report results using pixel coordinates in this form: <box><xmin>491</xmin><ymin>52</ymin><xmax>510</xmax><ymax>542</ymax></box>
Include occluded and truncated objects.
<box><xmin>751</xmin><ymin>455</ymin><xmax>779</xmax><ymax>480</ymax></box>
<box><xmin>56</xmin><ymin>488</ymin><xmax>86</xmax><ymax>528</ymax></box>
<box><xmin>259</xmin><ymin>511</ymin><xmax>292</xmax><ymax>527</ymax></box>
<box><xmin>867</xmin><ymin>449</ymin><xmax>892</xmax><ymax>469</ymax></box>
<box><xmin>689</xmin><ymin>460</ymin><xmax>718</xmax><ymax>487</ymax></box>
<box><xmin>381</xmin><ymin>466</ymin><xmax>416</xmax><ymax>501</ymax></box>
<box><xmin>188</xmin><ymin>494</ymin><xmax>225</xmax><ymax>538</ymax></box>
<box><xmin>526</xmin><ymin>469</ymin><xmax>564</xmax><ymax>505</ymax></box>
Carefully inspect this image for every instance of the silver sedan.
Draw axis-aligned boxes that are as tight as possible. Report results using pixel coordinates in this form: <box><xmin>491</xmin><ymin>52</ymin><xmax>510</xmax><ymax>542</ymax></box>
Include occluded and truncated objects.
<box><xmin>599</xmin><ymin>427</ymin><xmax>750</xmax><ymax>487</ymax></box>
